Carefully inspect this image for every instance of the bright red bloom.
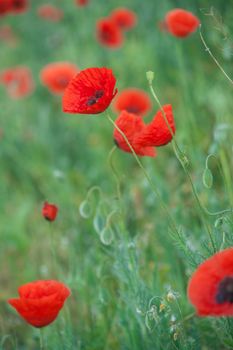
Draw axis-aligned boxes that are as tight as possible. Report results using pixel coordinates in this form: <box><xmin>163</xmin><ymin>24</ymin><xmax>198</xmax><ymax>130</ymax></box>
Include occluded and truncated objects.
<box><xmin>96</xmin><ymin>17</ymin><xmax>124</xmax><ymax>49</ymax></box>
<box><xmin>138</xmin><ymin>104</ymin><xmax>175</xmax><ymax>147</ymax></box>
<box><xmin>11</xmin><ymin>0</ymin><xmax>28</xmax><ymax>14</ymax></box>
<box><xmin>37</xmin><ymin>4</ymin><xmax>63</xmax><ymax>22</ymax></box>
<box><xmin>8</xmin><ymin>280</ymin><xmax>70</xmax><ymax>327</ymax></box>
<box><xmin>0</xmin><ymin>0</ymin><xmax>12</xmax><ymax>16</ymax></box>
<box><xmin>40</xmin><ymin>62</ymin><xmax>79</xmax><ymax>95</ymax></box>
<box><xmin>165</xmin><ymin>9</ymin><xmax>199</xmax><ymax>38</ymax></box>
<box><xmin>63</xmin><ymin>67</ymin><xmax>117</xmax><ymax>114</ymax></box>
<box><xmin>0</xmin><ymin>66</ymin><xmax>34</xmax><ymax>99</ymax></box>
<box><xmin>110</xmin><ymin>7</ymin><xmax>137</xmax><ymax>31</ymax></box>
<box><xmin>42</xmin><ymin>201</ymin><xmax>58</xmax><ymax>222</ymax></box>
<box><xmin>188</xmin><ymin>248</ymin><xmax>233</xmax><ymax>316</ymax></box>
<box><xmin>75</xmin><ymin>0</ymin><xmax>89</xmax><ymax>6</ymax></box>
<box><xmin>113</xmin><ymin>110</ymin><xmax>156</xmax><ymax>157</ymax></box>
<box><xmin>112</xmin><ymin>88</ymin><xmax>152</xmax><ymax>117</ymax></box>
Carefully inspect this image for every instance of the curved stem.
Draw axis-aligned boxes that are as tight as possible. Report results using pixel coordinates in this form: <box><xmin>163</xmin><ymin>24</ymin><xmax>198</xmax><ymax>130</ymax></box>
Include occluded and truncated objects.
<box><xmin>199</xmin><ymin>25</ymin><xmax>233</xmax><ymax>86</ymax></box>
<box><xmin>106</xmin><ymin>113</ymin><xmax>180</xmax><ymax>238</ymax></box>
<box><xmin>107</xmin><ymin>146</ymin><xmax>122</xmax><ymax>203</ymax></box>
<box><xmin>105</xmin><ymin>209</ymin><xmax>118</xmax><ymax>228</ymax></box>
<box><xmin>148</xmin><ymin>83</ymin><xmax>217</xmax><ymax>251</ymax></box>
<box><xmin>86</xmin><ymin>186</ymin><xmax>102</xmax><ymax>201</ymax></box>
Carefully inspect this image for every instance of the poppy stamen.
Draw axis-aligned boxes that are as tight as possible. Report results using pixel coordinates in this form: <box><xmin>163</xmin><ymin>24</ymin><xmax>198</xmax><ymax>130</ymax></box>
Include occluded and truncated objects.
<box><xmin>126</xmin><ymin>106</ymin><xmax>140</xmax><ymax>114</ymax></box>
<box><xmin>95</xmin><ymin>90</ymin><xmax>104</xmax><ymax>99</ymax></box>
<box><xmin>86</xmin><ymin>97</ymin><xmax>97</xmax><ymax>106</ymax></box>
<box><xmin>216</xmin><ymin>277</ymin><xmax>233</xmax><ymax>304</ymax></box>
<box><xmin>86</xmin><ymin>90</ymin><xmax>104</xmax><ymax>106</ymax></box>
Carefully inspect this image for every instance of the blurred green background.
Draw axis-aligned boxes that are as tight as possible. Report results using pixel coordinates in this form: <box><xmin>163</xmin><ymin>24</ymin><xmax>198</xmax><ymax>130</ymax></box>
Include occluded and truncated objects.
<box><xmin>0</xmin><ymin>0</ymin><xmax>233</xmax><ymax>349</ymax></box>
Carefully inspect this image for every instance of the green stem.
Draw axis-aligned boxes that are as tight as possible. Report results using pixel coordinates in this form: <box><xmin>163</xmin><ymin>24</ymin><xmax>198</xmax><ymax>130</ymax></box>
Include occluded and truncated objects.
<box><xmin>199</xmin><ymin>25</ymin><xmax>233</xmax><ymax>86</ymax></box>
<box><xmin>86</xmin><ymin>186</ymin><xmax>102</xmax><ymax>201</ymax></box>
<box><xmin>148</xmin><ymin>83</ymin><xmax>217</xmax><ymax>252</ymax></box>
<box><xmin>49</xmin><ymin>223</ymin><xmax>59</xmax><ymax>277</ymax></box>
<box><xmin>39</xmin><ymin>328</ymin><xmax>45</xmax><ymax>350</ymax></box>
<box><xmin>106</xmin><ymin>113</ymin><xmax>180</xmax><ymax>238</ymax></box>
<box><xmin>107</xmin><ymin>146</ymin><xmax>122</xmax><ymax>203</ymax></box>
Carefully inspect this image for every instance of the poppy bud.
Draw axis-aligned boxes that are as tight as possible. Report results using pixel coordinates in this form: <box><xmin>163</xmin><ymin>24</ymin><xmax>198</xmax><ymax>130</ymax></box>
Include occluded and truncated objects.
<box><xmin>42</xmin><ymin>201</ymin><xmax>58</xmax><ymax>222</ymax></box>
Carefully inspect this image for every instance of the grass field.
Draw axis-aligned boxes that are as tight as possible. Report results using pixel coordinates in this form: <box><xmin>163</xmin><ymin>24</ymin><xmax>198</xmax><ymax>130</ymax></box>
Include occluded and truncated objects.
<box><xmin>1</xmin><ymin>0</ymin><xmax>233</xmax><ymax>349</ymax></box>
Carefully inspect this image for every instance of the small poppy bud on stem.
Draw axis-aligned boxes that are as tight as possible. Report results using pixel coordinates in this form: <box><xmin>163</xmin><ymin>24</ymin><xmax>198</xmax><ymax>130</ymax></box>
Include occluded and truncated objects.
<box><xmin>146</xmin><ymin>71</ymin><xmax>154</xmax><ymax>85</ymax></box>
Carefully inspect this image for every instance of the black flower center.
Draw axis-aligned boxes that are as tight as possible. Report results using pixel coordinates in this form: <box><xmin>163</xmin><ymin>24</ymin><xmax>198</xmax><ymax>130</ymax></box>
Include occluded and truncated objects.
<box><xmin>13</xmin><ymin>0</ymin><xmax>23</xmax><ymax>8</ymax></box>
<box><xmin>56</xmin><ymin>77</ymin><xmax>69</xmax><ymax>88</ymax></box>
<box><xmin>126</xmin><ymin>106</ymin><xmax>140</xmax><ymax>114</ymax></box>
<box><xmin>86</xmin><ymin>90</ymin><xmax>104</xmax><ymax>106</ymax></box>
<box><xmin>216</xmin><ymin>276</ymin><xmax>233</xmax><ymax>304</ymax></box>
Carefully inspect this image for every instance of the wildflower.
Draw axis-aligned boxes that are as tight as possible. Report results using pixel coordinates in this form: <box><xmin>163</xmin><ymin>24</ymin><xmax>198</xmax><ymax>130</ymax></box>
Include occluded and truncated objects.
<box><xmin>96</xmin><ymin>17</ymin><xmax>123</xmax><ymax>49</ymax></box>
<box><xmin>8</xmin><ymin>280</ymin><xmax>70</xmax><ymax>327</ymax></box>
<box><xmin>62</xmin><ymin>67</ymin><xmax>117</xmax><ymax>114</ymax></box>
<box><xmin>11</xmin><ymin>0</ymin><xmax>29</xmax><ymax>14</ymax></box>
<box><xmin>188</xmin><ymin>248</ymin><xmax>233</xmax><ymax>316</ymax></box>
<box><xmin>42</xmin><ymin>201</ymin><xmax>58</xmax><ymax>222</ymax></box>
<box><xmin>165</xmin><ymin>9</ymin><xmax>199</xmax><ymax>38</ymax></box>
<box><xmin>137</xmin><ymin>104</ymin><xmax>175</xmax><ymax>147</ymax></box>
<box><xmin>37</xmin><ymin>4</ymin><xmax>63</xmax><ymax>22</ymax></box>
<box><xmin>0</xmin><ymin>66</ymin><xmax>34</xmax><ymax>99</ymax></box>
<box><xmin>110</xmin><ymin>7</ymin><xmax>137</xmax><ymax>31</ymax></box>
<box><xmin>0</xmin><ymin>0</ymin><xmax>12</xmax><ymax>16</ymax></box>
<box><xmin>40</xmin><ymin>62</ymin><xmax>79</xmax><ymax>95</ymax></box>
<box><xmin>113</xmin><ymin>110</ymin><xmax>156</xmax><ymax>157</ymax></box>
<box><xmin>75</xmin><ymin>0</ymin><xmax>89</xmax><ymax>6</ymax></box>
<box><xmin>112</xmin><ymin>88</ymin><xmax>151</xmax><ymax>117</ymax></box>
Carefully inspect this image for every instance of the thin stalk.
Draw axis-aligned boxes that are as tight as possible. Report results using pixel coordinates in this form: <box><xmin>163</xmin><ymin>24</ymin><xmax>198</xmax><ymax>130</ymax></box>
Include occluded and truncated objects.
<box><xmin>107</xmin><ymin>146</ymin><xmax>122</xmax><ymax>204</ymax></box>
<box><xmin>39</xmin><ymin>328</ymin><xmax>45</xmax><ymax>350</ymax></box>
<box><xmin>106</xmin><ymin>113</ymin><xmax>180</xmax><ymax>238</ymax></box>
<box><xmin>48</xmin><ymin>223</ymin><xmax>60</xmax><ymax>277</ymax></box>
<box><xmin>86</xmin><ymin>186</ymin><xmax>102</xmax><ymax>201</ymax></box>
<box><xmin>199</xmin><ymin>25</ymin><xmax>233</xmax><ymax>86</ymax></box>
<box><xmin>148</xmin><ymin>83</ymin><xmax>217</xmax><ymax>252</ymax></box>
<box><xmin>149</xmin><ymin>77</ymin><xmax>232</xmax><ymax>217</ymax></box>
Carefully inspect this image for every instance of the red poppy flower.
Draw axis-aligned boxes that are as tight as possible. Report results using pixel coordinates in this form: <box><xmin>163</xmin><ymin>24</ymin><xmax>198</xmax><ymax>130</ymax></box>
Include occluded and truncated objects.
<box><xmin>11</xmin><ymin>0</ymin><xmax>28</xmax><ymax>14</ymax></box>
<box><xmin>37</xmin><ymin>4</ymin><xmax>63</xmax><ymax>22</ymax></box>
<box><xmin>165</xmin><ymin>9</ymin><xmax>199</xmax><ymax>38</ymax></box>
<box><xmin>0</xmin><ymin>0</ymin><xmax>12</xmax><ymax>16</ymax></box>
<box><xmin>96</xmin><ymin>17</ymin><xmax>124</xmax><ymax>49</ymax></box>
<box><xmin>113</xmin><ymin>110</ymin><xmax>156</xmax><ymax>157</ymax></box>
<box><xmin>40</xmin><ymin>62</ymin><xmax>79</xmax><ymax>95</ymax></box>
<box><xmin>110</xmin><ymin>7</ymin><xmax>137</xmax><ymax>31</ymax></box>
<box><xmin>75</xmin><ymin>0</ymin><xmax>89</xmax><ymax>6</ymax></box>
<box><xmin>138</xmin><ymin>104</ymin><xmax>175</xmax><ymax>147</ymax></box>
<box><xmin>112</xmin><ymin>88</ymin><xmax>152</xmax><ymax>117</ymax></box>
<box><xmin>188</xmin><ymin>248</ymin><xmax>233</xmax><ymax>316</ymax></box>
<box><xmin>42</xmin><ymin>201</ymin><xmax>58</xmax><ymax>222</ymax></box>
<box><xmin>8</xmin><ymin>280</ymin><xmax>70</xmax><ymax>327</ymax></box>
<box><xmin>62</xmin><ymin>67</ymin><xmax>117</xmax><ymax>114</ymax></box>
<box><xmin>0</xmin><ymin>66</ymin><xmax>34</xmax><ymax>99</ymax></box>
